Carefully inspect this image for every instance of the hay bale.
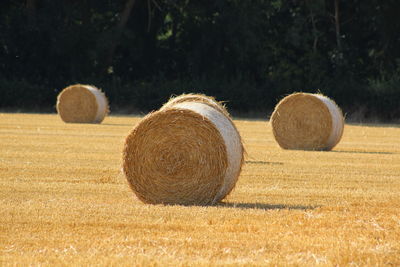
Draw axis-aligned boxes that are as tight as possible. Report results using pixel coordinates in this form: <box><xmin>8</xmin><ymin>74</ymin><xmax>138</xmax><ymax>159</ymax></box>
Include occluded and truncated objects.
<box><xmin>122</xmin><ymin>102</ymin><xmax>244</xmax><ymax>205</ymax></box>
<box><xmin>160</xmin><ymin>93</ymin><xmax>230</xmax><ymax>117</ymax></box>
<box><xmin>56</xmin><ymin>84</ymin><xmax>109</xmax><ymax>123</ymax></box>
<box><xmin>270</xmin><ymin>92</ymin><xmax>344</xmax><ymax>151</ymax></box>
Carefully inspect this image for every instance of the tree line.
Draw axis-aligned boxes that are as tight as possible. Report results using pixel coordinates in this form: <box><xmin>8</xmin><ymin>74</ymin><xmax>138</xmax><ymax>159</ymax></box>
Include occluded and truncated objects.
<box><xmin>1</xmin><ymin>0</ymin><xmax>400</xmax><ymax>120</ymax></box>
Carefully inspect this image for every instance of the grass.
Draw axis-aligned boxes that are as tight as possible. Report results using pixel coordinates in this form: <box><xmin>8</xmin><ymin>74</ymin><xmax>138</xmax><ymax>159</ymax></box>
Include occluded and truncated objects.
<box><xmin>1</xmin><ymin>113</ymin><xmax>399</xmax><ymax>266</ymax></box>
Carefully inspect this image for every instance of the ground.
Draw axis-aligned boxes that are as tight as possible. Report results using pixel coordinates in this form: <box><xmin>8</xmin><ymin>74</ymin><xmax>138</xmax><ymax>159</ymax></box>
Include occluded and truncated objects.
<box><xmin>1</xmin><ymin>113</ymin><xmax>399</xmax><ymax>266</ymax></box>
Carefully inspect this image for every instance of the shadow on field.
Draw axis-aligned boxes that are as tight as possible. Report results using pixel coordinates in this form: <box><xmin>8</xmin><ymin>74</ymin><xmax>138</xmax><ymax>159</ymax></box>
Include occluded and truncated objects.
<box><xmin>218</xmin><ymin>202</ymin><xmax>318</xmax><ymax>211</ymax></box>
<box><xmin>346</xmin><ymin>122</ymin><xmax>400</xmax><ymax>128</ymax></box>
<box><xmin>332</xmin><ymin>150</ymin><xmax>394</xmax><ymax>155</ymax></box>
<box><xmin>101</xmin><ymin>123</ymin><xmax>133</xmax><ymax>127</ymax></box>
<box><xmin>245</xmin><ymin>160</ymin><xmax>284</xmax><ymax>165</ymax></box>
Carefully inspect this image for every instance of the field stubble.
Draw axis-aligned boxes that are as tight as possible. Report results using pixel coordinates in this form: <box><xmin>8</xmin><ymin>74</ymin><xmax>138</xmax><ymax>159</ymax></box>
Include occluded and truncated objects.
<box><xmin>1</xmin><ymin>113</ymin><xmax>399</xmax><ymax>266</ymax></box>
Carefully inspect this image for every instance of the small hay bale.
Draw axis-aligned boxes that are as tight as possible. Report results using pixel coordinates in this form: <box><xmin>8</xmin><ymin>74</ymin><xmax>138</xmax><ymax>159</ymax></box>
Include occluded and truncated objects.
<box><xmin>270</xmin><ymin>92</ymin><xmax>344</xmax><ymax>151</ymax></box>
<box><xmin>123</xmin><ymin>102</ymin><xmax>244</xmax><ymax>205</ymax></box>
<box><xmin>160</xmin><ymin>93</ymin><xmax>230</xmax><ymax>117</ymax></box>
<box><xmin>56</xmin><ymin>84</ymin><xmax>109</xmax><ymax>123</ymax></box>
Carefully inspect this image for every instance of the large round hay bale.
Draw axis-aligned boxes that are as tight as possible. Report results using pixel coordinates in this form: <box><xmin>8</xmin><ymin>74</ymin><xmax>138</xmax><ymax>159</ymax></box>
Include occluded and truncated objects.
<box><xmin>56</xmin><ymin>84</ymin><xmax>109</xmax><ymax>123</ymax></box>
<box><xmin>270</xmin><ymin>92</ymin><xmax>344</xmax><ymax>151</ymax></box>
<box><xmin>122</xmin><ymin>102</ymin><xmax>244</xmax><ymax>205</ymax></box>
<box><xmin>160</xmin><ymin>93</ymin><xmax>230</xmax><ymax>117</ymax></box>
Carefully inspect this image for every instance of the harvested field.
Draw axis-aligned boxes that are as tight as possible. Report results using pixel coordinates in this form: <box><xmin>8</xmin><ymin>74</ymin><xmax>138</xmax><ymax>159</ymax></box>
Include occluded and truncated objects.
<box><xmin>1</xmin><ymin>113</ymin><xmax>399</xmax><ymax>266</ymax></box>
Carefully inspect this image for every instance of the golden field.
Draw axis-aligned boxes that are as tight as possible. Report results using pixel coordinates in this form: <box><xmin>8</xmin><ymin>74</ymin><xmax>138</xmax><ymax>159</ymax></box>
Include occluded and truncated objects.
<box><xmin>1</xmin><ymin>113</ymin><xmax>399</xmax><ymax>266</ymax></box>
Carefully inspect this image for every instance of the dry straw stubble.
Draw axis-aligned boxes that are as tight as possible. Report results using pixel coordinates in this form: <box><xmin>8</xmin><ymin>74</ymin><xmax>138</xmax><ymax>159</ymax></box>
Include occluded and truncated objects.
<box><xmin>123</xmin><ymin>97</ymin><xmax>244</xmax><ymax>205</ymax></box>
<box><xmin>56</xmin><ymin>84</ymin><xmax>109</xmax><ymax>123</ymax></box>
<box><xmin>270</xmin><ymin>92</ymin><xmax>344</xmax><ymax>151</ymax></box>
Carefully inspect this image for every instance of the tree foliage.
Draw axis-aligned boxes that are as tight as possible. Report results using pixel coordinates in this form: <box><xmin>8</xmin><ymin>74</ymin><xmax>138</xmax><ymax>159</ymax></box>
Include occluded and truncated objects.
<box><xmin>0</xmin><ymin>0</ymin><xmax>399</xmax><ymax>120</ymax></box>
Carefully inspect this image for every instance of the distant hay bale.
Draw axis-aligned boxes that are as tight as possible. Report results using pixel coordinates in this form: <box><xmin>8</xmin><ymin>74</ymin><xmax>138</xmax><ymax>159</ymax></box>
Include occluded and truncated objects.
<box><xmin>56</xmin><ymin>84</ymin><xmax>109</xmax><ymax>123</ymax></box>
<box><xmin>160</xmin><ymin>93</ymin><xmax>230</xmax><ymax>117</ymax></box>
<box><xmin>270</xmin><ymin>92</ymin><xmax>344</xmax><ymax>151</ymax></box>
<box><xmin>123</xmin><ymin>101</ymin><xmax>244</xmax><ymax>205</ymax></box>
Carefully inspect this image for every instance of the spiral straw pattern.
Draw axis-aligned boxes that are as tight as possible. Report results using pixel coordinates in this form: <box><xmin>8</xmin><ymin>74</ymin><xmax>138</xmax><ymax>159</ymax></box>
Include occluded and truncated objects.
<box><xmin>123</xmin><ymin>98</ymin><xmax>244</xmax><ymax>205</ymax></box>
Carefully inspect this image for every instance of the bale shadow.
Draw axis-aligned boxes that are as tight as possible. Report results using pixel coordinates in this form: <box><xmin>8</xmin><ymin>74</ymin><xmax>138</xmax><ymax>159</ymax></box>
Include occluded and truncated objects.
<box><xmin>245</xmin><ymin>160</ymin><xmax>284</xmax><ymax>165</ymax></box>
<box><xmin>101</xmin><ymin>123</ymin><xmax>133</xmax><ymax>127</ymax></box>
<box><xmin>217</xmin><ymin>202</ymin><xmax>318</xmax><ymax>211</ymax></box>
<box><xmin>332</xmin><ymin>150</ymin><xmax>394</xmax><ymax>155</ymax></box>
<box><xmin>346</xmin><ymin>122</ymin><xmax>400</xmax><ymax>128</ymax></box>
